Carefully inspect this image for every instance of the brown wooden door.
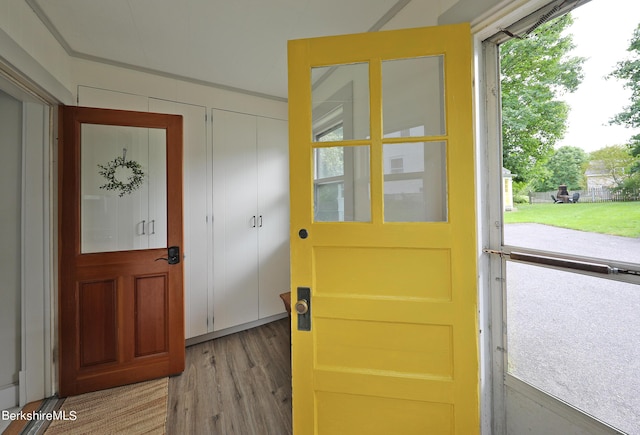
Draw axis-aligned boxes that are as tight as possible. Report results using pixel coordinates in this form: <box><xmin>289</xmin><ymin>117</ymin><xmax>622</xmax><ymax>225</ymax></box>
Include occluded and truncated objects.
<box><xmin>58</xmin><ymin>106</ymin><xmax>185</xmax><ymax>397</ymax></box>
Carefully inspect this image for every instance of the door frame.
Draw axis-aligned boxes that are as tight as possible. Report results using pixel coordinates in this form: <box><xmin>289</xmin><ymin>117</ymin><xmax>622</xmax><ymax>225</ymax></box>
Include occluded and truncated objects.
<box><xmin>0</xmin><ymin>71</ymin><xmax>56</xmax><ymax>410</ymax></box>
<box><xmin>473</xmin><ymin>1</ymin><xmax>640</xmax><ymax>433</ymax></box>
<box><xmin>0</xmin><ymin>30</ymin><xmax>74</xmax><ymax>406</ymax></box>
<box><xmin>473</xmin><ymin>5</ymin><xmax>566</xmax><ymax>433</ymax></box>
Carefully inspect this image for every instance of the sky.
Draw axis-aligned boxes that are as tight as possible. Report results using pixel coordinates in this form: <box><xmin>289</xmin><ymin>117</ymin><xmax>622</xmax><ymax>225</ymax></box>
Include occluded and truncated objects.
<box><xmin>556</xmin><ymin>0</ymin><xmax>640</xmax><ymax>152</ymax></box>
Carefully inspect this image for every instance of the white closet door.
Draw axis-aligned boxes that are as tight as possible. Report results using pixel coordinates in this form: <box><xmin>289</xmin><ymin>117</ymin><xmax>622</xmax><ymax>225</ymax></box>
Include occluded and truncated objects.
<box><xmin>150</xmin><ymin>99</ymin><xmax>209</xmax><ymax>338</ymax></box>
<box><xmin>257</xmin><ymin>116</ymin><xmax>290</xmax><ymax>318</ymax></box>
<box><xmin>212</xmin><ymin>109</ymin><xmax>259</xmax><ymax>330</ymax></box>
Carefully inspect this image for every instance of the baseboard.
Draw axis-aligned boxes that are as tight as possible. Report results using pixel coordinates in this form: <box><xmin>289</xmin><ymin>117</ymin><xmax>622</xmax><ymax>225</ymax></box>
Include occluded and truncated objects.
<box><xmin>185</xmin><ymin>313</ymin><xmax>289</xmax><ymax>347</ymax></box>
<box><xmin>0</xmin><ymin>384</ymin><xmax>18</xmax><ymax>412</ymax></box>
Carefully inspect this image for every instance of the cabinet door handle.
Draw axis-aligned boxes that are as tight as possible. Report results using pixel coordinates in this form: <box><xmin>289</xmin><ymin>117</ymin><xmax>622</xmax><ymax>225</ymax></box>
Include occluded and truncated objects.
<box><xmin>141</xmin><ymin>220</ymin><xmax>146</xmax><ymax>235</ymax></box>
<box><xmin>258</xmin><ymin>215</ymin><xmax>263</xmax><ymax>227</ymax></box>
<box><xmin>150</xmin><ymin>219</ymin><xmax>156</xmax><ymax>235</ymax></box>
<box><xmin>251</xmin><ymin>216</ymin><xmax>256</xmax><ymax>228</ymax></box>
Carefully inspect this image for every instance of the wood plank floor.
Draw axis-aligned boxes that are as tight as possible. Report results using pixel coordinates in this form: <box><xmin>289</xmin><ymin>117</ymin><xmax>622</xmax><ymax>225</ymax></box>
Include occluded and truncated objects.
<box><xmin>166</xmin><ymin>318</ymin><xmax>292</xmax><ymax>435</ymax></box>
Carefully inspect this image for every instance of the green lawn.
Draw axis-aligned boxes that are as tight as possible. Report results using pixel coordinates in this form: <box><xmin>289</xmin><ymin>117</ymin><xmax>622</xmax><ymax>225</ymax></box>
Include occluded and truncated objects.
<box><xmin>504</xmin><ymin>202</ymin><xmax>640</xmax><ymax>238</ymax></box>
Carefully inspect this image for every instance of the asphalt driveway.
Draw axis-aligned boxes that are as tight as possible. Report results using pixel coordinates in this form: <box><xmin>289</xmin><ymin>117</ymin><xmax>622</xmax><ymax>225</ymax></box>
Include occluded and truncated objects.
<box><xmin>504</xmin><ymin>223</ymin><xmax>640</xmax><ymax>434</ymax></box>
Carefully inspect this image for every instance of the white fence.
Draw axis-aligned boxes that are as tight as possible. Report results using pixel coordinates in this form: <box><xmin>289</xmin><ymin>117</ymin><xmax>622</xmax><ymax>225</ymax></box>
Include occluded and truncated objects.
<box><xmin>528</xmin><ymin>187</ymin><xmax>640</xmax><ymax>204</ymax></box>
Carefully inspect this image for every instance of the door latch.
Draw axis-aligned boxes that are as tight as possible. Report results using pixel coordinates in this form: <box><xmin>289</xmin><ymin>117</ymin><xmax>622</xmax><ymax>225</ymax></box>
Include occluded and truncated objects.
<box><xmin>155</xmin><ymin>246</ymin><xmax>181</xmax><ymax>264</ymax></box>
<box><xmin>296</xmin><ymin>287</ymin><xmax>311</xmax><ymax>331</ymax></box>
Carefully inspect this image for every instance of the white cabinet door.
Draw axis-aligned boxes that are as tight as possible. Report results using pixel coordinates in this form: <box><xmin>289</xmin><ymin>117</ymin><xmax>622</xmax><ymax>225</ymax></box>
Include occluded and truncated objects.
<box><xmin>150</xmin><ymin>98</ymin><xmax>209</xmax><ymax>339</ymax></box>
<box><xmin>212</xmin><ymin>110</ymin><xmax>289</xmax><ymax>331</ymax></box>
<box><xmin>257</xmin><ymin>117</ymin><xmax>290</xmax><ymax>318</ymax></box>
<box><xmin>212</xmin><ymin>109</ymin><xmax>260</xmax><ymax>331</ymax></box>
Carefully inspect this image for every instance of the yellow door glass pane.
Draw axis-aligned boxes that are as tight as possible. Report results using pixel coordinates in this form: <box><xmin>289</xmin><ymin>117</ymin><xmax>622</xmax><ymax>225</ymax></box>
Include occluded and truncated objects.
<box><xmin>314</xmin><ymin>146</ymin><xmax>370</xmax><ymax>222</ymax></box>
<box><xmin>312</xmin><ymin>63</ymin><xmax>369</xmax><ymax>142</ymax></box>
<box><xmin>384</xmin><ymin>141</ymin><xmax>447</xmax><ymax>222</ymax></box>
<box><xmin>383</xmin><ymin>56</ymin><xmax>445</xmax><ymax>137</ymax></box>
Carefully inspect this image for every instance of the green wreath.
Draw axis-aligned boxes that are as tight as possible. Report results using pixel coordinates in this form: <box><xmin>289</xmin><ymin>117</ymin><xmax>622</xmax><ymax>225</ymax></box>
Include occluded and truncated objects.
<box><xmin>98</xmin><ymin>156</ymin><xmax>145</xmax><ymax>197</ymax></box>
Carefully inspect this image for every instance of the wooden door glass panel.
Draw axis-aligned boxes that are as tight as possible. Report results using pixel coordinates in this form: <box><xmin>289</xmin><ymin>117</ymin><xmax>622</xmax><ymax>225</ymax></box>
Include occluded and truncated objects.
<box><xmin>80</xmin><ymin>124</ymin><xmax>167</xmax><ymax>254</ymax></box>
<box><xmin>382</xmin><ymin>56</ymin><xmax>445</xmax><ymax>137</ymax></box>
<box><xmin>314</xmin><ymin>145</ymin><xmax>370</xmax><ymax>222</ymax></box>
<box><xmin>383</xmin><ymin>141</ymin><xmax>447</xmax><ymax>222</ymax></box>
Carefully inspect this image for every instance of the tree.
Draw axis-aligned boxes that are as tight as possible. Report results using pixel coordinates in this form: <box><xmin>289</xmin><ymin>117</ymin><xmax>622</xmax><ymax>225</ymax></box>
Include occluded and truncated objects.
<box><xmin>535</xmin><ymin>146</ymin><xmax>588</xmax><ymax>191</ymax></box>
<box><xmin>589</xmin><ymin>145</ymin><xmax>637</xmax><ymax>186</ymax></box>
<box><xmin>608</xmin><ymin>23</ymin><xmax>640</xmax><ymax>175</ymax></box>
<box><xmin>500</xmin><ymin>14</ymin><xmax>585</xmax><ymax>184</ymax></box>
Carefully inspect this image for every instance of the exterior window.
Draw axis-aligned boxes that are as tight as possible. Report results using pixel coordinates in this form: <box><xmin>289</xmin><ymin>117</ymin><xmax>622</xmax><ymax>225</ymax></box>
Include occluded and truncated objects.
<box><xmin>390</xmin><ymin>157</ymin><xmax>404</xmax><ymax>174</ymax></box>
<box><xmin>316</xmin><ymin>124</ymin><xmax>344</xmax><ymax>143</ymax></box>
<box><xmin>314</xmin><ymin>141</ymin><xmax>345</xmax><ymax>222</ymax></box>
<box><xmin>313</xmin><ymin>143</ymin><xmax>370</xmax><ymax>222</ymax></box>
<box><xmin>311</xmin><ymin>74</ymin><xmax>371</xmax><ymax>223</ymax></box>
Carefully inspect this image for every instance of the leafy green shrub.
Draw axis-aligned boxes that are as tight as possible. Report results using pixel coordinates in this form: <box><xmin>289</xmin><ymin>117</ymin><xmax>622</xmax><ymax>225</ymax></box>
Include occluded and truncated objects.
<box><xmin>612</xmin><ymin>175</ymin><xmax>640</xmax><ymax>201</ymax></box>
<box><xmin>514</xmin><ymin>195</ymin><xmax>530</xmax><ymax>204</ymax></box>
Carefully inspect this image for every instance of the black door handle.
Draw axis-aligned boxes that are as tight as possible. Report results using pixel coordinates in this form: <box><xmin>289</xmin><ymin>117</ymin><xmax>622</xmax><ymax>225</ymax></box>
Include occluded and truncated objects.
<box><xmin>155</xmin><ymin>246</ymin><xmax>181</xmax><ymax>264</ymax></box>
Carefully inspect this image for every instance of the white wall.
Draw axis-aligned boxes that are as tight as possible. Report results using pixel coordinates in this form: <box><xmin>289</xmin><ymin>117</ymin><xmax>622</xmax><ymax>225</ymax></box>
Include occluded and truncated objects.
<box><xmin>0</xmin><ymin>0</ymin><xmax>286</xmax><ymax>116</ymax></box>
<box><xmin>0</xmin><ymin>0</ymin><xmax>519</xmax><ymax>110</ymax></box>
<box><xmin>0</xmin><ymin>1</ymin><xmax>73</xmax><ymax>103</ymax></box>
<box><xmin>383</xmin><ymin>0</ymin><xmax>455</xmax><ymax>29</ymax></box>
<box><xmin>0</xmin><ymin>0</ymin><xmax>519</xmax><ymax>111</ymax></box>
<box><xmin>71</xmin><ymin>58</ymin><xmax>287</xmax><ymax>119</ymax></box>
<box><xmin>0</xmin><ymin>0</ymin><xmax>70</xmax><ymax>84</ymax></box>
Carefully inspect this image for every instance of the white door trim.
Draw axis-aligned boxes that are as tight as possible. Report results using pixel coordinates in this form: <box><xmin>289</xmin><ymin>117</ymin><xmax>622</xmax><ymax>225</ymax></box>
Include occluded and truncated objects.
<box><xmin>474</xmin><ymin>32</ymin><xmax>507</xmax><ymax>435</ymax></box>
<box><xmin>0</xmin><ymin>60</ymin><xmax>57</xmax><ymax>408</ymax></box>
<box><xmin>20</xmin><ymin>101</ymin><xmax>55</xmax><ymax>405</ymax></box>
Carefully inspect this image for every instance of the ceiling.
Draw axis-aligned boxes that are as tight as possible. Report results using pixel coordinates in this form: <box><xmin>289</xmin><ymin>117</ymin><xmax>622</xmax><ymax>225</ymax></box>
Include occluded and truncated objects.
<box><xmin>27</xmin><ymin>0</ymin><xmax>457</xmax><ymax>101</ymax></box>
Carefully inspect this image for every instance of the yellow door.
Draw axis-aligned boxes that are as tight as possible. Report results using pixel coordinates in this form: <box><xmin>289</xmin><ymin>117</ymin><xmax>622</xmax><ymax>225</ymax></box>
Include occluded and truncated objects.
<box><xmin>288</xmin><ymin>23</ymin><xmax>477</xmax><ymax>434</ymax></box>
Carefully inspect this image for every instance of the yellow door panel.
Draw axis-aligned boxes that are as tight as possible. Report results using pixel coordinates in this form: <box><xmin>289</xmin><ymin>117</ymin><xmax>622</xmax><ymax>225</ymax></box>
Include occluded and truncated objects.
<box><xmin>315</xmin><ymin>318</ymin><xmax>453</xmax><ymax>377</ymax></box>
<box><xmin>317</xmin><ymin>392</ymin><xmax>453</xmax><ymax>435</ymax></box>
<box><xmin>314</xmin><ymin>246</ymin><xmax>453</xmax><ymax>300</ymax></box>
<box><xmin>288</xmin><ymin>22</ymin><xmax>477</xmax><ymax>435</ymax></box>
